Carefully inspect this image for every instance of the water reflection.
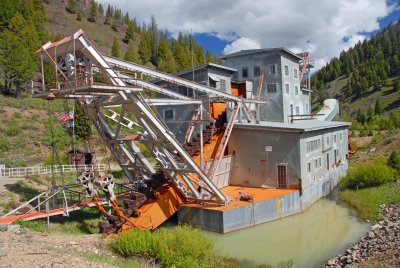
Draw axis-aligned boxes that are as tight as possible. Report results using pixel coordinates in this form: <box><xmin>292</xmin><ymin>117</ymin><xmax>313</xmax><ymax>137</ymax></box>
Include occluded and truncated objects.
<box><xmin>206</xmin><ymin>196</ymin><xmax>369</xmax><ymax>268</ymax></box>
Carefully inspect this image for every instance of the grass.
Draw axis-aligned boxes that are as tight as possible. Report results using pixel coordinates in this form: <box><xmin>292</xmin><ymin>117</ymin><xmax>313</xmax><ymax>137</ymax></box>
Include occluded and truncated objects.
<box><xmin>339</xmin><ymin>182</ymin><xmax>400</xmax><ymax>221</ymax></box>
<box><xmin>78</xmin><ymin>252</ymin><xmax>143</xmax><ymax>268</ymax></box>
<box><xmin>0</xmin><ymin>94</ymin><xmax>65</xmax><ymax>112</ymax></box>
<box><xmin>108</xmin><ymin>226</ymin><xmax>261</xmax><ymax>268</ymax></box>
<box><xmin>15</xmin><ymin>207</ymin><xmax>102</xmax><ymax>234</ymax></box>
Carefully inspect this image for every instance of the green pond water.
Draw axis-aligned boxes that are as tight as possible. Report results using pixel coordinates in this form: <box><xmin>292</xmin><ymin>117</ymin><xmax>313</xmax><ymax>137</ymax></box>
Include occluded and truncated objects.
<box><xmin>205</xmin><ymin>195</ymin><xmax>369</xmax><ymax>268</ymax></box>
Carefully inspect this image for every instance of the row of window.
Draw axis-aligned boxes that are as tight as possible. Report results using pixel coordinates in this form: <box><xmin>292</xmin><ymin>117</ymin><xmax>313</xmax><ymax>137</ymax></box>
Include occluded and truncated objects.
<box><xmin>307</xmin><ymin>157</ymin><xmax>322</xmax><ymax>173</ymax></box>
<box><xmin>242</xmin><ymin>65</ymin><xmax>298</xmax><ymax>78</ymax></box>
<box><xmin>285</xmin><ymin>84</ymin><xmax>299</xmax><ymax>95</ymax></box>
<box><xmin>306</xmin><ymin>133</ymin><xmax>344</xmax><ymax>154</ymax></box>
<box><xmin>284</xmin><ymin>65</ymin><xmax>298</xmax><ymax>78</ymax></box>
<box><xmin>306</xmin><ymin>139</ymin><xmax>322</xmax><ymax>153</ymax></box>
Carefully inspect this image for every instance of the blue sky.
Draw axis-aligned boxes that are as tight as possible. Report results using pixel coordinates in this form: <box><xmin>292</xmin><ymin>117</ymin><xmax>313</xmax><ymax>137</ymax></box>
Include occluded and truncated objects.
<box><xmin>100</xmin><ymin>0</ymin><xmax>400</xmax><ymax>69</ymax></box>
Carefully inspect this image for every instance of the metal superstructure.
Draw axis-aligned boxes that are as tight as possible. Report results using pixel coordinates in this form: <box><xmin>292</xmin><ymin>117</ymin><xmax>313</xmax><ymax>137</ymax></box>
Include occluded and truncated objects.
<box><xmin>36</xmin><ymin>30</ymin><xmax>262</xmax><ymax>206</ymax></box>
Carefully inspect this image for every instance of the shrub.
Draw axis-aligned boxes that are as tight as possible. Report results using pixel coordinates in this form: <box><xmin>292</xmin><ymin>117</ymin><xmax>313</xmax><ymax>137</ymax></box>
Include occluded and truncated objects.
<box><xmin>109</xmin><ymin>226</ymin><xmax>232</xmax><ymax>268</ymax></box>
<box><xmin>358</xmin><ymin>129</ymin><xmax>366</xmax><ymax>137</ymax></box>
<box><xmin>4</xmin><ymin>120</ymin><xmax>22</xmax><ymax>136</ymax></box>
<box><xmin>340</xmin><ymin>157</ymin><xmax>395</xmax><ymax>189</ymax></box>
<box><xmin>371</xmin><ymin>132</ymin><xmax>383</xmax><ymax>144</ymax></box>
<box><xmin>42</xmin><ymin>152</ymin><xmax>68</xmax><ymax>165</ymax></box>
<box><xmin>0</xmin><ymin>135</ymin><xmax>10</xmax><ymax>151</ymax></box>
<box><xmin>387</xmin><ymin>150</ymin><xmax>400</xmax><ymax>173</ymax></box>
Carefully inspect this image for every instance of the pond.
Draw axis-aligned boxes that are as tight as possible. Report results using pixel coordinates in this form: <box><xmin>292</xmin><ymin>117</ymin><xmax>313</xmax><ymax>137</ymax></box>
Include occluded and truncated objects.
<box><xmin>206</xmin><ymin>193</ymin><xmax>369</xmax><ymax>268</ymax></box>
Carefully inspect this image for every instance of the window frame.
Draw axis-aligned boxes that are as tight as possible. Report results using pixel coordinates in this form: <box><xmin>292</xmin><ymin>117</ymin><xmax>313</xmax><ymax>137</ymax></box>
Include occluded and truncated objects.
<box><xmin>164</xmin><ymin>109</ymin><xmax>174</xmax><ymax>120</ymax></box>
<box><xmin>269</xmin><ymin>64</ymin><xmax>277</xmax><ymax>75</ymax></box>
<box><xmin>266</xmin><ymin>83</ymin><xmax>277</xmax><ymax>93</ymax></box>
<box><xmin>242</xmin><ymin>67</ymin><xmax>248</xmax><ymax>78</ymax></box>
<box><xmin>254</xmin><ymin>66</ymin><xmax>261</xmax><ymax>77</ymax></box>
<box><xmin>284</xmin><ymin>65</ymin><xmax>289</xmax><ymax>75</ymax></box>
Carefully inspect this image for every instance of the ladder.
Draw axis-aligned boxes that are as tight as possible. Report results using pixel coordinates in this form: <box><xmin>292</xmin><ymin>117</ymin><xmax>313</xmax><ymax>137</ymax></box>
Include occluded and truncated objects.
<box><xmin>207</xmin><ymin>103</ymin><xmax>240</xmax><ymax>183</ymax></box>
<box><xmin>256</xmin><ymin>73</ymin><xmax>265</xmax><ymax>100</ymax></box>
<box><xmin>184</xmin><ymin>109</ymin><xmax>200</xmax><ymax>144</ymax></box>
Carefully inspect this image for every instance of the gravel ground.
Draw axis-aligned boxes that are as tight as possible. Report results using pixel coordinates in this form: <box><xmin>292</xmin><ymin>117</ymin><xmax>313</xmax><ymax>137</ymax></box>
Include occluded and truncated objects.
<box><xmin>0</xmin><ymin>227</ymin><xmax>115</xmax><ymax>268</ymax></box>
<box><xmin>326</xmin><ymin>204</ymin><xmax>400</xmax><ymax>268</ymax></box>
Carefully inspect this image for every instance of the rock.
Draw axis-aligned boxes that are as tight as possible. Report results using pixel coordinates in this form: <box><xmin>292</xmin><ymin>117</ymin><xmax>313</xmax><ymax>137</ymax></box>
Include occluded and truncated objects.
<box><xmin>327</xmin><ymin>259</ymin><xmax>337</xmax><ymax>265</ymax></box>
<box><xmin>0</xmin><ymin>224</ymin><xmax>8</xmax><ymax>232</ymax></box>
<box><xmin>7</xmin><ymin>224</ymin><xmax>20</xmax><ymax>233</ymax></box>
<box><xmin>371</xmin><ymin>224</ymin><xmax>381</xmax><ymax>230</ymax></box>
<box><xmin>368</xmin><ymin>232</ymin><xmax>376</xmax><ymax>238</ymax></box>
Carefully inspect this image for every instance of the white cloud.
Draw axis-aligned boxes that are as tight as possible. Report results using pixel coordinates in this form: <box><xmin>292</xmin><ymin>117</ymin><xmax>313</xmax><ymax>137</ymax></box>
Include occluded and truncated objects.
<box><xmin>223</xmin><ymin>37</ymin><xmax>261</xmax><ymax>54</ymax></box>
<box><xmin>98</xmin><ymin>0</ymin><xmax>397</xmax><ymax>70</ymax></box>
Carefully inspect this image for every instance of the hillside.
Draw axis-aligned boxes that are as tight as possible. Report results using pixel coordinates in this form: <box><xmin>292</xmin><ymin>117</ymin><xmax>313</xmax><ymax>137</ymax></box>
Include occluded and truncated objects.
<box><xmin>312</xmin><ymin>21</ymin><xmax>400</xmax><ymax>121</ymax></box>
<box><xmin>0</xmin><ymin>0</ymin><xmax>219</xmax><ymax>167</ymax></box>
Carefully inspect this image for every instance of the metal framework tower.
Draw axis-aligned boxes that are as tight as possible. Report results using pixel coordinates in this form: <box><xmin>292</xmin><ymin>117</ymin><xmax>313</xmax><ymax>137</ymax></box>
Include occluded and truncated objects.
<box><xmin>36</xmin><ymin>30</ymin><xmax>262</xmax><ymax>206</ymax></box>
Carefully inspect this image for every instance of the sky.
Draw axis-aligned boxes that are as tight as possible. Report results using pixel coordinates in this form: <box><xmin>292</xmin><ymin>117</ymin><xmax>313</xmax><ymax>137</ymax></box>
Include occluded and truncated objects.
<box><xmin>99</xmin><ymin>0</ymin><xmax>400</xmax><ymax>69</ymax></box>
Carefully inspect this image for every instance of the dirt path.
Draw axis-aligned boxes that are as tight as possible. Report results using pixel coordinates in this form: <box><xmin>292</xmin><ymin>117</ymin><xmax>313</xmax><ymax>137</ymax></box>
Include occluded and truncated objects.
<box><xmin>0</xmin><ymin>228</ymin><xmax>115</xmax><ymax>268</ymax></box>
<box><xmin>0</xmin><ymin>178</ymin><xmax>23</xmax><ymax>195</ymax></box>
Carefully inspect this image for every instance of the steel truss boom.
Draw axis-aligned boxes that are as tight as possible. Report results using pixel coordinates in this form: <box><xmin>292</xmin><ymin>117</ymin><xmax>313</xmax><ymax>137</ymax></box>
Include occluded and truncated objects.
<box><xmin>37</xmin><ymin>30</ymin><xmax>227</xmax><ymax>204</ymax></box>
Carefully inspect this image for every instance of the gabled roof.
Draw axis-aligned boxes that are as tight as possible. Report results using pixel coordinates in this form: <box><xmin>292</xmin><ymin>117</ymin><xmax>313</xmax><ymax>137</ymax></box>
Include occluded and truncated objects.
<box><xmin>221</xmin><ymin>48</ymin><xmax>303</xmax><ymax>61</ymax></box>
<box><xmin>174</xmin><ymin>62</ymin><xmax>237</xmax><ymax>76</ymax></box>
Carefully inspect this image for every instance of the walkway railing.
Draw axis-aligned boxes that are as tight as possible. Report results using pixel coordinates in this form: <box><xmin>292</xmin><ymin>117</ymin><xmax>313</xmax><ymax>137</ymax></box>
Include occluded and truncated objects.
<box><xmin>0</xmin><ymin>164</ymin><xmax>109</xmax><ymax>179</ymax></box>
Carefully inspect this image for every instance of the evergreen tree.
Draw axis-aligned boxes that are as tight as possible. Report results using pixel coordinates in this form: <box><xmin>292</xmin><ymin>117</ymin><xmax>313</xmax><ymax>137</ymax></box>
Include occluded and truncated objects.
<box><xmin>123</xmin><ymin>12</ymin><xmax>130</xmax><ymax>24</ymax></box>
<box><xmin>205</xmin><ymin>51</ymin><xmax>214</xmax><ymax>63</ymax></box>
<box><xmin>124</xmin><ymin>41</ymin><xmax>139</xmax><ymax>63</ymax></box>
<box><xmin>138</xmin><ymin>32</ymin><xmax>151</xmax><ymax>64</ymax></box>
<box><xmin>157</xmin><ymin>39</ymin><xmax>176</xmax><ymax>73</ymax></box>
<box><xmin>98</xmin><ymin>3</ymin><xmax>104</xmax><ymax>15</ymax></box>
<box><xmin>394</xmin><ymin>80</ymin><xmax>400</xmax><ymax>92</ymax></box>
<box><xmin>374</xmin><ymin>98</ymin><xmax>382</xmax><ymax>115</ymax></box>
<box><xmin>0</xmin><ymin>30</ymin><xmax>36</xmax><ymax>95</ymax></box>
<box><xmin>74</xmin><ymin>102</ymin><xmax>92</xmax><ymax>141</ymax></box>
<box><xmin>87</xmin><ymin>0</ymin><xmax>97</xmax><ymax>22</ymax></box>
<box><xmin>66</xmin><ymin>0</ymin><xmax>77</xmax><ymax>14</ymax></box>
<box><xmin>111</xmin><ymin>37</ymin><xmax>120</xmax><ymax>57</ymax></box>
<box><xmin>76</xmin><ymin>11</ymin><xmax>82</xmax><ymax>21</ymax></box>
<box><xmin>123</xmin><ymin>22</ymin><xmax>135</xmax><ymax>43</ymax></box>
<box><xmin>104</xmin><ymin>5</ymin><xmax>112</xmax><ymax>25</ymax></box>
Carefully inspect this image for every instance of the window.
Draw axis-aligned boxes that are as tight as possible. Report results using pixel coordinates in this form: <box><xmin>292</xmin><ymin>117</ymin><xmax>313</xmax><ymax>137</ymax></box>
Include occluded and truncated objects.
<box><xmin>307</xmin><ymin>162</ymin><xmax>311</xmax><ymax>173</ymax></box>
<box><xmin>306</xmin><ymin>138</ymin><xmax>322</xmax><ymax>154</ymax></box>
<box><xmin>285</xmin><ymin>65</ymin><xmax>289</xmax><ymax>75</ymax></box>
<box><xmin>164</xmin><ymin>109</ymin><xmax>174</xmax><ymax>120</ymax></box>
<box><xmin>294</xmin><ymin>69</ymin><xmax>298</xmax><ymax>78</ymax></box>
<box><xmin>295</xmin><ymin>86</ymin><xmax>299</xmax><ymax>95</ymax></box>
<box><xmin>296</xmin><ymin>106</ymin><xmax>299</xmax><ymax>115</ymax></box>
<box><xmin>334</xmin><ymin>134</ymin><xmax>337</xmax><ymax>143</ymax></box>
<box><xmin>326</xmin><ymin>153</ymin><xmax>330</xmax><ymax>170</ymax></box>
<box><xmin>285</xmin><ymin>84</ymin><xmax>290</xmax><ymax>94</ymax></box>
<box><xmin>254</xmin><ymin>66</ymin><xmax>261</xmax><ymax>77</ymax></box>
<box><xmin>314</xmin><ymin>159</ymin><xmax>318</xmax><ymax>168</ymax></box>
<box><xmin>334</xmin><ymin>149</ymin><xmax>339</xmax><ymax>163</ymax></box>
<box><xmin>340</xmin><ymin>133</ymin><xmax>343</xmax><ymax>140</ymax></box>
<box><xmin>269</xmin><ymin>64</ymin><xmax>277</xmax><ymax>75</ymax></box>
<box><xmin>319</xmin><ymin>157</ymin><xmax>322</xmax><ymax>167</ymax></box>
<box><xmin>326</xmin><ymin>137</ymin><xmax>330</xmax><ymax>146</ymax></box>
<box><xmin>277</xmin><ymin>164</ymin><xmax>288</xmax><ymax>188</ymax></box>
<box><xmin>220</xmin><ymin>79</ymin><xmax>226</xmax><ymax>91</ymax></box>
<box><xmin>305</xmin><ymin>103</ymin><xmax>309</xmax><ymax>113</ymax></box>
<box><xmin>267</xmin><ymin>83</ymin><xmax>277</xmax><ymax>93</ymax></box>
<box><xmin>242</xmin><ymin>67</ymin><xmax>248</xmax><ymax>78</ymax></box>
